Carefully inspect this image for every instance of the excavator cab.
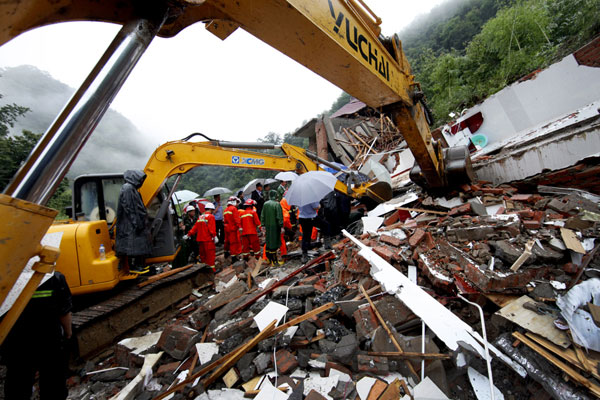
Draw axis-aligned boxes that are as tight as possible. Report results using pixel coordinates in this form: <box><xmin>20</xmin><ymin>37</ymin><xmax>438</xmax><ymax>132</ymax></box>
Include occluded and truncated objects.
<box><xmin>48</xmin><ymin>173</ymin><xmax>182</xmax><ymax>295</ymax></box>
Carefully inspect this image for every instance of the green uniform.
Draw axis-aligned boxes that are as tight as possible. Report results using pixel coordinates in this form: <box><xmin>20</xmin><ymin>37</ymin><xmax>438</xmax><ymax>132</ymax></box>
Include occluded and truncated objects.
<box><xmin>261</xmin><ymin>190</ymin><xmax>283</xmax><ymax>251</ymax></box>
<box><xmin>276</xmin><ymin>184</ymin><xmax>286</xmax><ymax>201</ymax></box>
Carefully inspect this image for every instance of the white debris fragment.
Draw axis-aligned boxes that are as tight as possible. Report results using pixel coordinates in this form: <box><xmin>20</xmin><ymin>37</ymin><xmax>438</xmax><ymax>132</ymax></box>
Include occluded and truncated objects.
<box><xmin>253</xmin><ymin>301</ymin><xmax>289</xmax><ymax>331</ymax></box>
<box><xmin>412</xmin><ymin>376</ymin><xmax>449</xmax><ymax>399</ymax></box>
<box><xmin>356</xmin><ymin>376</ymin><xmax>377</xmax><ymax>400</ymax></box>
<box><xmin>550</xmin><ymin>281</ymin><xmax>567</xmax><ymax>290</ymax></box>
<box><xmin>118</xmin><ymin>331</ymin><xmax>162</xmax><ymax>357</ymax></box>
<box><xmin>303</xmin><ymin>372</ymin><xmax>338</xmax><ymax>400</ymax></box>
<box><xmin>255</xmin><ymin>378</ymin><xmax>289</xmax><ymax>400</ymax></box>
<box><xmin>468</xmin><ymin>367</ymin><xmax>505</xmax><ymax>400</ymax></box>
<box><xmin>195</xmin><ymin>343</ymin><xmax>219</xmax><ymax>365</ymax></box>
<box><xmin>362</xmin><ymin>216</ymin><xmax>384</xmax><ymax>234</ymax></box>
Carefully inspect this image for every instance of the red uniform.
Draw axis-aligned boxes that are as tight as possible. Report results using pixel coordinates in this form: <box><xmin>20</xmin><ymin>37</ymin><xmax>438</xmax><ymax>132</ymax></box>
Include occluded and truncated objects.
<box><xmin>188</xmin><ymin>212</ymin><xmax>216</xmax><ymax>269</ymax></box>
<box><xmin>223</xmin><ymin>205</ymin><xmax>242</xmax><ymax>256</ymax></box>
<box><xmin>240</xmin><ymin>207</ymin><xmax>261</xmax><ymax>257</ymax></box>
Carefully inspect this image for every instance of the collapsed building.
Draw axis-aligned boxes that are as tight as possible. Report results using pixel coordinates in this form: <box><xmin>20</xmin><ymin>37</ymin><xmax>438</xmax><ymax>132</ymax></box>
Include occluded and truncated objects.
<box><xmin>56</xmin><ymin>38</ymin><xmax>600</xmax><ymax>400</ymax></box>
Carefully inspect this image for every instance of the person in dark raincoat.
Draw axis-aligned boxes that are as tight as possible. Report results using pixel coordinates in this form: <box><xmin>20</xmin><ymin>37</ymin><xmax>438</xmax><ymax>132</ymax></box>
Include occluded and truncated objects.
<box><xmin>2</xmin><ymin>271</ymin><xmax>72</xmax><ymax>400</ymax></box>
<box><xmin>261</xmin><ymin>190</ymin><xmax>283</xmax><ymax>266</ymax></box>
<box><xmin>115</xmin><ymin>169</ymin><xmax>152</xmax><ymax>274</ymax></box>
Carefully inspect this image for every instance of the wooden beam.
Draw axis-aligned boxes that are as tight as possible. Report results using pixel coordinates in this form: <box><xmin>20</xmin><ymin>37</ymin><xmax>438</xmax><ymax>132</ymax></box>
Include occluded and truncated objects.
<box><xmin>202</xmin><ymin>321</ymin><xmax>277</xmax><ymax>386</ymax></box>
<box><xmin>513</xmin><ymin>332</ymin><xmax>600</xmax><ymax>397</ymax></box>
<box><xmin>359</xmin><ymin>284</ymin><xmax>419</xmax><ymax>379</ymax></box>
<box><xmin>367</xmin><ymin>351</ymin><xmax>451</xmax><ymax>360</ymax></box>
<box><xmin>137</xmin><ymin>264</ymin><xmax>193</xmax><ymax>288</ymax></box>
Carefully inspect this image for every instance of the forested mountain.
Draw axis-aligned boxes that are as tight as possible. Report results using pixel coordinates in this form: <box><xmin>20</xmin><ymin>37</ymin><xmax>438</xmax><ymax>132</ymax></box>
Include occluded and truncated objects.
<box><xmin>403</xmin><ymin>0</ymin><xmax>600</xmax><ymax>123</ymax></box>
<box><xmin>0</xmin><ymin>65</ymin><xmax>156</xmax><ymax>178</ymax></box>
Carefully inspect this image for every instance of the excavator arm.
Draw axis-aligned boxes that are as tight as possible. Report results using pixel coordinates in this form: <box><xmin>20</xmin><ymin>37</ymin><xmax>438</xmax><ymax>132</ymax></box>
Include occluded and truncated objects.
<box><xmin>140</xmin><ymin>138</ymin><xmax>392</xmax><ymax>205</ymax></box>
<box><xmin>1</xmin><ymin>0</ymin><xmax>471</xmax><ymax>192</ymax></box>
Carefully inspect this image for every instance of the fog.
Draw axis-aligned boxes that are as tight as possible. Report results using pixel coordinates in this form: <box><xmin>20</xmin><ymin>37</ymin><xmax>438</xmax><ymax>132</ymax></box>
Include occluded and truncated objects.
<box><xmin>0</xmin><ymin>65</ymin><xmax>156</xmax><ymax>178</ymax></box>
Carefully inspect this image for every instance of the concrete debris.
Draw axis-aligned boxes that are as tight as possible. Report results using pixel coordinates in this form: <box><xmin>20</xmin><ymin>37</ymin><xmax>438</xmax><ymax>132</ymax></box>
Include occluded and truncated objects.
<box><xmin>60</xmin><ymin>169</ymin><xmax>600</xmax><ymax>400</ymax></box>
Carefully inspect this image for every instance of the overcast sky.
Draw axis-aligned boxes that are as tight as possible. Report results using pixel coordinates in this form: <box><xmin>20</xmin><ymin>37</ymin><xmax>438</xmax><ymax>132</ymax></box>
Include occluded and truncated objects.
<box><xmin>0</xmin><ymin>1</ymin><xmax>444</xmax><ymax>147</ymax></box>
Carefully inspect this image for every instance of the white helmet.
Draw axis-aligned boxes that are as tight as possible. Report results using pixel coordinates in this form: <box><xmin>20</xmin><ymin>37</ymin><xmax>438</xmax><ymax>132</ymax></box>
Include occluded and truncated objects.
<box><xmin>204</xmin><ymin>203</ymin><xmax>215</xmax><ymax>210</ymax></box>
<box><xmin>184</xmin><ymin>205</ymin><xmax>195</xmax><ymax>213</ymax></box>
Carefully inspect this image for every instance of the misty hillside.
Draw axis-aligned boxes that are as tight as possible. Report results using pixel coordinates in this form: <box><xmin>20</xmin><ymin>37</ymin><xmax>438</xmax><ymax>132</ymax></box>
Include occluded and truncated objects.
<box><xmin>0</xmin><ymin>65</ymin><xmax>156</xmax><ymax>178</ymax></box>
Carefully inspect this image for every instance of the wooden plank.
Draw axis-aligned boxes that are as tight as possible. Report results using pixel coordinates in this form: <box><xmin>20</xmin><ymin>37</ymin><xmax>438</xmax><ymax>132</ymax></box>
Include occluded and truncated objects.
<box><xmin>513</xmin><ymin>332</ymin><xmax>600</xmax><ymax>398</ymax></box>
<box><xmin>359</xmin><ymin>284</ymin><xmax>419</xmax><ymax>379</ymax></box>
<box><xmin>137</xmin><ymin>264</ymin><xmax>194</xmax><ymax>288</ymax></box>
<box><xmin>271</xmin><ymin>302</ymin><xmax>335</xmax><ymax>335</ymax></box>
<box><xmin>485</xmin><ymin>293</ymin><xmax>519</xmax><ymax>308</ymax></box>
<box><xmin>250</xmin><ymin>258</ymin><xmax>264</xmax><ymax>278</ymax></box>
<box><xmin>496</xmin><ymin>295</ymin><xmax>570</xmax><ymax>348</ymax></box>
<box><xmin>203</xmin><ymin>320</ymin><xmax>277</xmax><ymax>386</ymax></box>
<box><xmin>560</xmin><ymin>228</ymin><xmax>586</xmax><ymax>254</ymax></box>
<box><xmin>367</xmin><ymin>351</ymin><xmax>451</xmax><ymax>360</ymax></box>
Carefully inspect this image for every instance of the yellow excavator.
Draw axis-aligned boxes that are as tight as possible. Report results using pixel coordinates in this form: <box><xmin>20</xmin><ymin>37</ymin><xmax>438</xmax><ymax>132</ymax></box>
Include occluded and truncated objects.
<box><xmin>51</xmin><ymin>135</ymin><xmax>392</xmax><ymax>296</ymax></box>
<box><xmin>0</xmin><ymin>0</ymin><xmax>473</xmax><ymax>343</ymax></box>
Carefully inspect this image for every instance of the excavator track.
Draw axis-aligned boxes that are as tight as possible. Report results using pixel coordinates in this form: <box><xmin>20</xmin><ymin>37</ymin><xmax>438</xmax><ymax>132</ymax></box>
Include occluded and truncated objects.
<box><xmin>72</xmin><ymin>264</ymin><xmax>212</xmax><ymax>358</ymax></box>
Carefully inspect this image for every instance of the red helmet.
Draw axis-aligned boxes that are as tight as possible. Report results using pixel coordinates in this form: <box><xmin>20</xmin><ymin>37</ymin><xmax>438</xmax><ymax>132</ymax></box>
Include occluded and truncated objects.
<box><xmin>244</xmin><ymin>199</ymin><xmax>255</xmax><ymax>206</ymax></box>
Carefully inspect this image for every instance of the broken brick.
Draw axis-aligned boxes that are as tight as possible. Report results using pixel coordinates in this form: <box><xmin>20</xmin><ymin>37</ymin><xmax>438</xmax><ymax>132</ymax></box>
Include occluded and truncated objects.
<box><xmin>523</xmin><ymin>220</ymin><xmax>542</xmax><ymax>230</ymax></box>
<box><xmin>356</xmin><ymin>354</ymin><xmax>389</xmax><ymax>374</ymax></box>
<box><xmin>408</xmin><ymin>228</ymin><xmax>426</xmax><ymax>247</ymax></box>
<box><xmin>156</xmin><ymin>361</ymin><xmax>180</xmax><ymax>376</ymax></box>
<box><xmin>380</xmin><ymin>234</ymin><xmax>403</xmax><ymax>247</ymax></box>
<box><xmin>157</xmin><ymin>324</ymin><xmax>200</xmax><ymax>360</ymax></box>
<box><xmin>373</xmin><ymin>246</ymin><xmax>395</xmax><ymax>263</ymax></box>
<box><xmin>273</xmin><ymin>349</ymin><xmax>298</xmax><ymax>375</ymax></box>
<box><xmin>563</xmin><ymin>262</ymin><xmax>578</xmax><ymax>274</ymax></box>
<box><xmin>448</xmin><ymin>203</ymin><xmax>472</xmax><ymax>216</ymax></box>
<box><xmin>353</xmin><ymin>305</ymin><xmax>378</xmax><ymax>340</ymax></box>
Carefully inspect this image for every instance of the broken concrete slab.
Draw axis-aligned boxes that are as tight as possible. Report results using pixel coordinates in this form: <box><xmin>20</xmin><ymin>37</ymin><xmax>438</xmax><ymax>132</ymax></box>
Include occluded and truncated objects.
<box><xmin>157</xmin><ymin>325</ymin><xmax>200</xmax><ymax>360</ymax></box>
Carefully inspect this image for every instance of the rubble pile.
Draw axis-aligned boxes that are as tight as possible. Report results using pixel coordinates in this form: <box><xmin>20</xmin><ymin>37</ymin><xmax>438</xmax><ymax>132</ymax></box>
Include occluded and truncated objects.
<box><xmin>66</xmin><ymin>179</ymin><xmax>600</xmax><ymax>400</ymax></box>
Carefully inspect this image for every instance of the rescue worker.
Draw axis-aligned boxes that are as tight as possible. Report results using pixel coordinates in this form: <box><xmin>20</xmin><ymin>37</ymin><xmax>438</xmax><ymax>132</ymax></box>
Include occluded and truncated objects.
<box><xmin>280</xmin><ymin>197</ymin><xmax>295</xmax><ymax>243</ymax></box>
<box><xmin>2</xmin><ymin>271</ymin><xmax>72</xmax><ymax>400</ymax></box>
<box><xmin>115</xmin><ymin>169</ymin><xmax>152</xmax><ymax>274</ymax></box>
<box><xmin>213</xmin><ymin>194</ymin><xmax>224</xmax><ymax>245</ymax></box>
<box><xmin>261</xmin><ymin>190</ymin><xmax>284</xmax><ymax>266</ymax></box>
<box><xmin>299</xmin><ymin>201</ymin><xmax>320</xmax><ymax>263</ymax></box>
<box><xmin>276</xmin><ymin>181</ymin><xmax>288</xmax><ymax>201</ymax></box>
<box><xmin>223</xmin><ymin>196</ymin><xmax>242</xmax><ymax>261</ymax></box>
<box><xmin>181</xmin><ymin>204</ymin><xmax>198</xmax><ymax>262</ymax></box>
<box><xmin>186</xmin><ymin>202</ymin><xmax>217</xmax><ymax>271</ymax></box>
<box><xmin>240</xmin><ymin>199</ymin><xmax>261</xmax><ymax>259</ymax></box>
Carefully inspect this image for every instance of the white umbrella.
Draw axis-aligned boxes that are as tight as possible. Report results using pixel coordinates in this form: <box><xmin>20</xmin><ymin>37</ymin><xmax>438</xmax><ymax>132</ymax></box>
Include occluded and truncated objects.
<box><xmin>241</xmin><ymin>178</ymin><xmax>280</xmax><ymax>197</ymax></box>
<box><xmin>242</xmin><ymin>178</ymin><xmax>264</xmax><ymax>197</ymax></box>
<box><xmin>275</xmin><ymin>171</ymin><xmax>298</xmax><ymax>181</ymax></box>
<box><xmin>203</xmin><ymin>187</ymin><xmax>232</xmax><ymax>197</ymax></box>
<box><xmin>285</xmin><ymin>171</ymin><xmax>338</xmax><ymax>207</ymax></box>
<box><xmin>172</xmin><ymin>189</ymin><xmax>199</xmax><ymax>203</ymax></box>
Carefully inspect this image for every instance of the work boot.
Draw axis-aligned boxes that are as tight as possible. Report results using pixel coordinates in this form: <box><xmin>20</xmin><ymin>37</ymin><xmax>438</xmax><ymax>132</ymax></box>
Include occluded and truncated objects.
<box><xmin>301</xmin><ymin>251</ymin><xmax>309</xmax><ymax>264</ymax></box>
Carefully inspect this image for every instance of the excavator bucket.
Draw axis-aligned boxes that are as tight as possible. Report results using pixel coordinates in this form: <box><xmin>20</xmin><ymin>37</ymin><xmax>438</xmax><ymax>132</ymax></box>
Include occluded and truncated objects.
<box><xmin>410</xmin><ymin>145</ymin><xmax>474</xmax><ymax>190</ymax></box>
<box><xmin>365</xmin><ymin>181</ymin><xmax>393</xmax><ymax>203</ymax></box>
<box><xmin>0</xmin><ymin>194</ymin><xmax>58</xmax><ymax>306</ymax></box>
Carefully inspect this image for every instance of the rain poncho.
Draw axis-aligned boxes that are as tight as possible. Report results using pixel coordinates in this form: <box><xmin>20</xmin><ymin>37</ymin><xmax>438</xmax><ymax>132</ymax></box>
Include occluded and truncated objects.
<box><xmin>261</xmin><ymin>190</ymin><xmax>283</xmax><ymax>251</ymax></box>
<box><xmin>115</xmin><ymin>170</ymin><xmax>152</xmax><ymax>257</ymax></box>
